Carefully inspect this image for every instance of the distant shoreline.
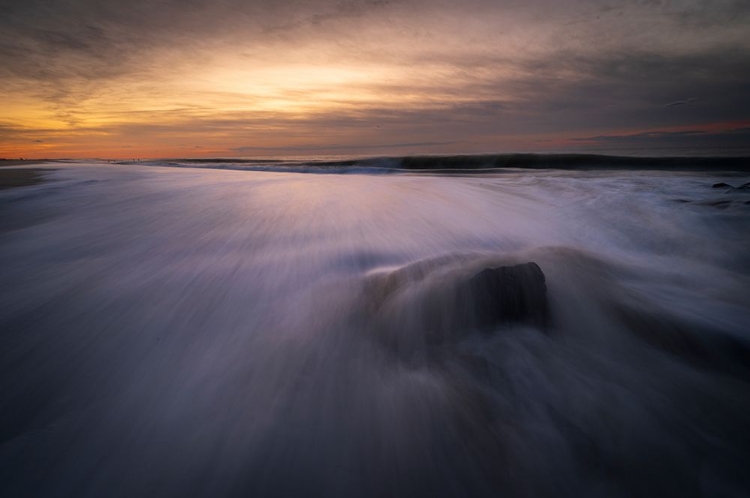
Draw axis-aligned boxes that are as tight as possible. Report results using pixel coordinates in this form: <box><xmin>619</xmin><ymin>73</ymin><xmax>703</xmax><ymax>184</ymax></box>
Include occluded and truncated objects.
<box><xmin>3</xmin><ymin>154</ymin><xmax>749</xmax><ymax>173</ymax></box>
<box><xmin>134</xmin><ymin>153</ymin><xmax>750</xmax><ymax>173</ymax></box>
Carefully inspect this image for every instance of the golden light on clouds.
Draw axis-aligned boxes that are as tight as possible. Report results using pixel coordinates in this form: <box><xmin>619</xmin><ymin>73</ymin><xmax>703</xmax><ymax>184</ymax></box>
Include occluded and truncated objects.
<box><xmin>1</xmin><ymin>0</ymin><xmax>749</xmax><ymax>158</ymax></box>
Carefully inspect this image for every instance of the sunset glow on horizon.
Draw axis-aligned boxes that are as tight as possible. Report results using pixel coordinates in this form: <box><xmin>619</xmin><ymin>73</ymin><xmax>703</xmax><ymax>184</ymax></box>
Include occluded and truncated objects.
<box><xmin>2</xmin><ymin>0</ymin><xmax>749</xmax><ymax>158</ymax></box>
<box><xmin>3</xmin><ymin>3</ymin><xmax>750</xmax><ymax>497</ymax></box>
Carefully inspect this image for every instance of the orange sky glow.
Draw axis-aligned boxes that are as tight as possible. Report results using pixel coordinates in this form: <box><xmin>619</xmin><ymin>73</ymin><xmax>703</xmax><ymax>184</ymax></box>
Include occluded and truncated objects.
<box><xmin>1</xmin><ymin>0</ymin><xmax>749</xmax><ymax>158</ymax></box>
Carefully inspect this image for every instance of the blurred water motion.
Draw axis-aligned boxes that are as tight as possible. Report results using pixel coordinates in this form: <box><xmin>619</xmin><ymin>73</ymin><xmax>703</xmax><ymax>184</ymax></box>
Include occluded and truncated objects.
<box><xmin>1</xmin><ymin>163</ymin><xmax>750</xmax><ymax>497</ymax></box>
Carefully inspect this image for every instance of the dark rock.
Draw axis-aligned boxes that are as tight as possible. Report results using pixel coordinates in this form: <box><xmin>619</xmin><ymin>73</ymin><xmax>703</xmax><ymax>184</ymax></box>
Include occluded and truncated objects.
<box><xmin>712</xmin><ymin>181</ymin><xmax>750</xmax><ymax>193</ymax></box>
<box><xmin>702</xmin><ymin>200</ymin><xmax>733</xmax><ymax>209</ymax></box>
<box><xmin>367</xmin><ymin>259</ymin><xmax>549</xmax><ymax>352</ymax></box>
<box><xmin>459</xmin><ymin>262</ymin><xmax>548</xmax><ymax>329</ymax></box>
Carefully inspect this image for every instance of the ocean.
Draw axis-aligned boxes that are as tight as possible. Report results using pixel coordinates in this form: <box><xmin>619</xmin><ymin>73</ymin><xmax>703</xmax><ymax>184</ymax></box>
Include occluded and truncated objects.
<box><xmin>1</xmin><ymin>156</ymin><xmax>749</xmax><ymax>497</ymax></box>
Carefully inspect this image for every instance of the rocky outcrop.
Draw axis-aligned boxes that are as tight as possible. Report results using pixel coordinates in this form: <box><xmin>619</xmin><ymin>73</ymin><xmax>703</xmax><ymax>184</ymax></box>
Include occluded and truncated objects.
<box><xmin>460</xmin><ymin>262</ymin><xmax>548</xmax><ymax>329</ymax></box>
<box><xmin>365</xmin><ymin>258</ymin><xmax>549</xmax><ymax>352</ymax></box>
<box><xmin>711</xmin><ymin>181</ymin><xmax>750</xmax><ymax>191</ymax></box>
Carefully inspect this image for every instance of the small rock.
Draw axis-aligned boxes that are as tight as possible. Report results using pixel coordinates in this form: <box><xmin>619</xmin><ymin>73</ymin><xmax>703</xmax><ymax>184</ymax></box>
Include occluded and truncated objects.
<box><xmin>702</xmin><ymin>200</ymin><xmax>732</xmax><ymax>209</ymax></box>
<box><xmin>460</xmin><ymin>262</ymin><xmax>548</xmax><ymax>329</ymax></box>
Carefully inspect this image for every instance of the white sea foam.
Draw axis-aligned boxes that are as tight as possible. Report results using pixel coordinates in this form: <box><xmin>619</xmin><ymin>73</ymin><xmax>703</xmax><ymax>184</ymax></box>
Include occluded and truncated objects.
<box><xmin>1</xmin><ymin>162</ymin><xmax>749</xmax><ymax>497</ymax></box>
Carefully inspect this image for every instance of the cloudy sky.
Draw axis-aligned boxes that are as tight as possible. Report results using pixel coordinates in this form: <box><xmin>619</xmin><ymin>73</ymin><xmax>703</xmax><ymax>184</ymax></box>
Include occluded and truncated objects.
<box><xmin>1</xmin><ymin>0</ymin><xmax>749</xmax><ymax>158</ymax></box>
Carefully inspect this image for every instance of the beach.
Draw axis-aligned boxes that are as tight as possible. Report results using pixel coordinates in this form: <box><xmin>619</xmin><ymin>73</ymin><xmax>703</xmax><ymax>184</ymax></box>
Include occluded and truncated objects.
<box><xmin>1</xmin><ymin>160</ymin><xmax>749</xmax><ymax>497</ymax></box>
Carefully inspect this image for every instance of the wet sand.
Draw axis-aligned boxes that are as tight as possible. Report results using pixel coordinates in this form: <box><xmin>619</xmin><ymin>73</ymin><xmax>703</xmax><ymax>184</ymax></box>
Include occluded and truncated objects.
<box><xmin>0</xmin><ymin>168</ymin><xmax>49</xmax><ymax>190</ymax></box>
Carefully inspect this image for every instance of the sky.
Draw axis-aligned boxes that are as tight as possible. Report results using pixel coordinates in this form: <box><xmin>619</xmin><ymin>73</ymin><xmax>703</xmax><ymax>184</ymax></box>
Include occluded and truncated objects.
<box><xmin>1</xmin><ymin>0</ymin><xmax>749</xmax><ymax>158</ymax></box>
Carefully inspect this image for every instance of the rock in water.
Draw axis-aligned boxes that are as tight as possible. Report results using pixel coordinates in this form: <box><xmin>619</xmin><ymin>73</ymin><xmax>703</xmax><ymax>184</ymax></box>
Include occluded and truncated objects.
<box><xmin>461</xmin><ymin>262</ymin><xmax>548</xmax><ymax>329</ymax></box>
<box><xmin>367</xmin><ymin>259</ymin><xmax>549</xmax><ymax>352</ymax></box>
<box><xmin>711</xmin><ymin>182</ymin><xmax>750</xmax><ymax>192</ymax></box>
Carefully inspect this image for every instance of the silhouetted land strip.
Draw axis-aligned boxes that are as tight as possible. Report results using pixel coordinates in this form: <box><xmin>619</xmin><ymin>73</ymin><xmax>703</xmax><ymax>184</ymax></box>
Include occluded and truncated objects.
<box><xmin>394</xmin><ymin>154</ymin><xmax>750</xmax><ymax>171</ymax></box>
<box><xmin>176</xmin><ymin>158</ymin><xmax>286</xmax><ymax>164</ymax></box>
<box><xmin>169</xmin><ymin>154</ymin><xmax>750</xmax><ymax>172</ymax></box>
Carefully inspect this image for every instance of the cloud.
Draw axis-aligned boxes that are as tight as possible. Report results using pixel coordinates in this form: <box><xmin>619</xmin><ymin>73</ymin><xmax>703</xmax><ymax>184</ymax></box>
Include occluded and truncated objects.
<box><xmin>573</xmin><ymin>130</ymin><xmax>707</xmax><ymax>142</ymax></box>
<box><xmin>666</xmin><ymin>97</ymin><xmax>698</xmax><ymax>107</ymax></box>
<box><xmin>1</xmin><ymin>0</ymin><xmax>749</xmax><ymax>156</ymax></box>
<box><xmin>230</xmin><ymin>141</ymin><xmax>461</xmax><ymax>153</ymax></box>
<box><xmin>571</xmin><ymin>127</ymin><xmax>750</xmax><ymax>151</ymax></box>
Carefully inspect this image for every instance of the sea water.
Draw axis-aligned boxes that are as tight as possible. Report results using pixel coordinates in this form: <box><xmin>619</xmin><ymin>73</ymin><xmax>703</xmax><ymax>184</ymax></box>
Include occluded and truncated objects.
<box><xmin>1</xmin><ymin>161</ymin><xmax>749</xmax><ymax>497</ymax></box>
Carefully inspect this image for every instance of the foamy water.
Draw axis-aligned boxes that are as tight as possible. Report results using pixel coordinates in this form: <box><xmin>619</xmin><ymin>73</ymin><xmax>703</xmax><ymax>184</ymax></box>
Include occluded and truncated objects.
<box><xmin>1</xmin><ymin>162</ymin><xmax>749</xmax><ymax>497</ymax></box>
